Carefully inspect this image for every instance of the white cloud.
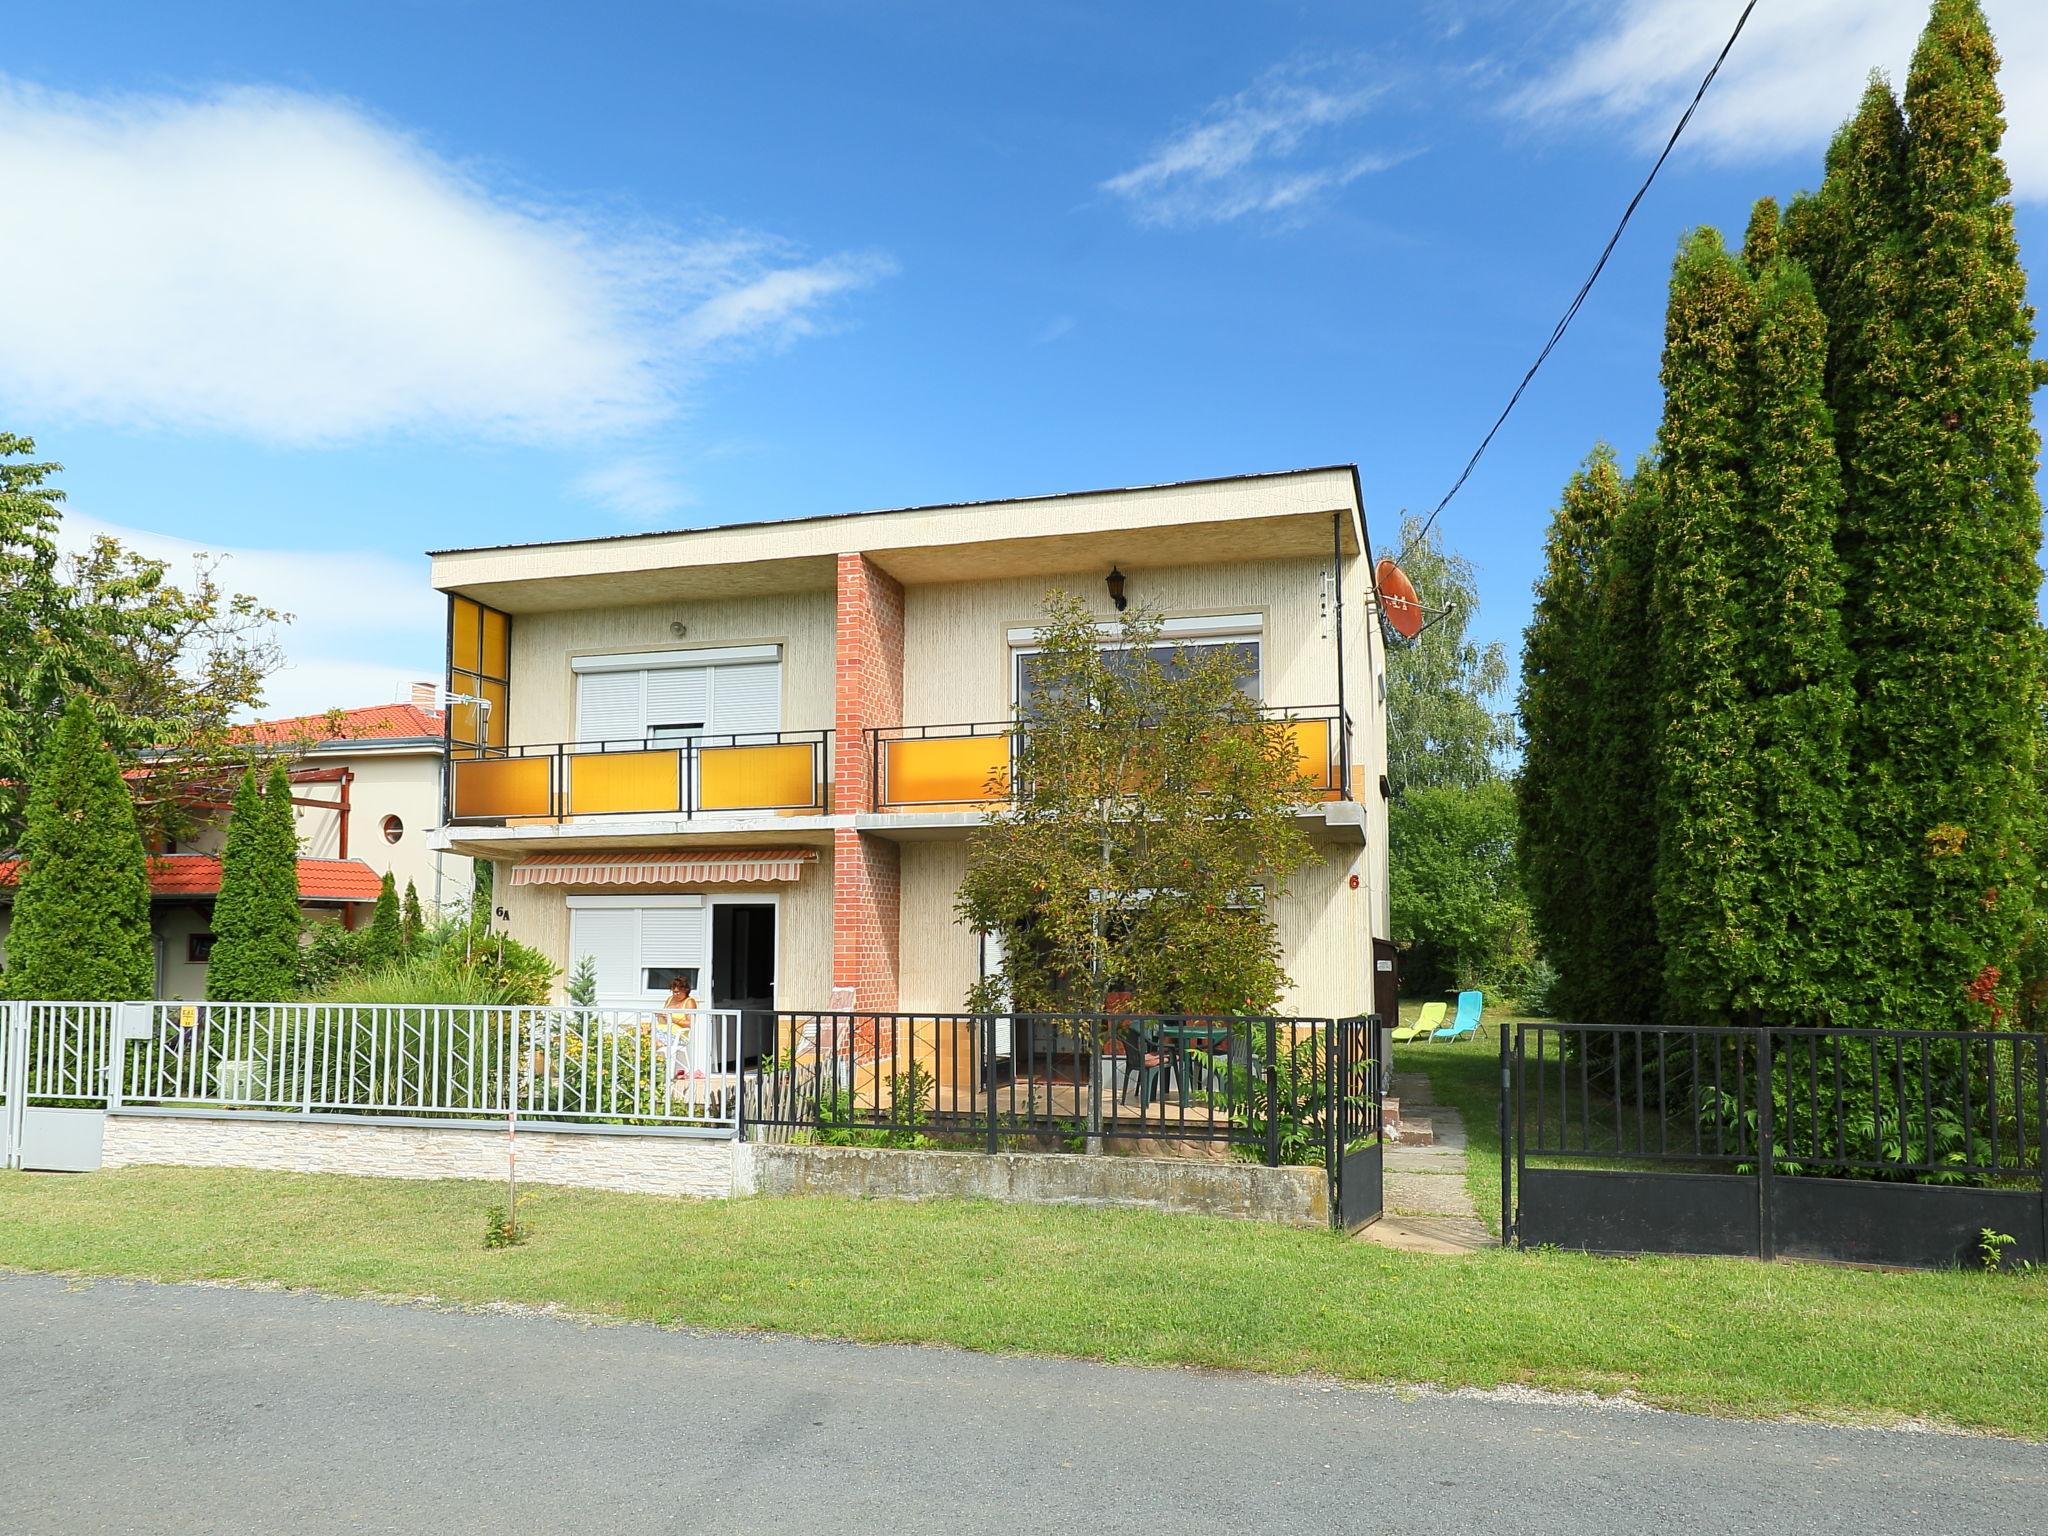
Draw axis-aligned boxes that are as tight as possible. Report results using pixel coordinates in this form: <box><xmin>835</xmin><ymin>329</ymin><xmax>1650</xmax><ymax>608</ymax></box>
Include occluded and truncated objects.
<box><xmin>57</xmin><ymin>510</ymin><xmax>442</xmax><ymax>719</ymax></box>
<box><xmin>1102</xmin><ymin>62</ymin><xmax>1411</xmax><ymax>227</ymax></box>
<box><xmin>572</xmin><ymin>455</ymin><xmax>694</xmax><ymax>523</ymax></box>
<box><xmin>1032</xmin><ymin>315</ymin><xmax>1077</xmax><ymax>346</ymax></box>
<box><xmin>0</xmin><ymin>78</ymin><xmax>893</xmax><ymax>445</ymax></box>
<box><xmin>1515</xmin><ymin>1</ymin><xmax>2048</xmax><ymax>200</ymax></box>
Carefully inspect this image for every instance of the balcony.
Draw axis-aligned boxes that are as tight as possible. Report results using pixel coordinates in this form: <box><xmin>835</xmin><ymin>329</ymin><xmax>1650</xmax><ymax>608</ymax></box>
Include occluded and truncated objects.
<box><xmin>449</xmin><ymin>732</ymin><xmax>831</xmax><ymax>824</ymax></box>
<box><xmin>867</xmin><ymin>708</ymin><xmax>1350</xmax><ymax>814</ymax></box>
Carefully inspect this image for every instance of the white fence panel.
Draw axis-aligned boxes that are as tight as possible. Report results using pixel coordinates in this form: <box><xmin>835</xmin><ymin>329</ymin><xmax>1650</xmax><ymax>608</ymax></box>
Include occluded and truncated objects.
<box><xmin>111</xmin><ymin>1001</ymin><xmax>743</xmax><ymax>1132</ymax></box>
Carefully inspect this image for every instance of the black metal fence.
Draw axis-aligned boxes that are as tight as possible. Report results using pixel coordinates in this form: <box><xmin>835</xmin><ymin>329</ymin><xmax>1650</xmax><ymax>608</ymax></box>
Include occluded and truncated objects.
<box><xmin>1505</xmin><ymin>1020</ymin><xmax>2048</xmax><ymax>1268</ymax></box>
<box><xmin>734</xmin><ymin>1011</ymin><xmax>1382</xmax><ymax>1228</ymax></box>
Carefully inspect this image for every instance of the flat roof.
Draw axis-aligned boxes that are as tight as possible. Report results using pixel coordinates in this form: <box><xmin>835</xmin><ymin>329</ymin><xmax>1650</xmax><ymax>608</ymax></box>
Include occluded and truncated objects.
<box><xmin>426</xmin><ymin>464</ymin><xmax>1360</xmax><ymax>559</ymax></box>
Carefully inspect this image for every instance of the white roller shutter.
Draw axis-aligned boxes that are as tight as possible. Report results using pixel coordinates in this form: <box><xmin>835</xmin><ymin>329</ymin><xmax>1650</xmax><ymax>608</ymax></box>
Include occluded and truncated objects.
<box><xmin>645</xmin><ymin>667</ymin><xmax>710</xmax><ymax>734</ymax></box>
<box><xmin>576</xmin><ymin>672</ymin><xmax>643</xmax><ymax>745</ymax></box>
<box><xmin>639</xmin><ymin>904</ymin><xmax>708</xmax><ymax>980</ymax></box>
<box><xmin>573</xmin><ymin>651</ymin><xmax>781</xmax><ymax>746</ymax></box>
<box><xmin>709</xmin><ymin>661</ymin><xmax>780</xmax><ymax>738</ymax></box>
<box><xmin>568</xmin><ymin>908</ymin><xmax>638</xmax><ymax>1002</ymax></box>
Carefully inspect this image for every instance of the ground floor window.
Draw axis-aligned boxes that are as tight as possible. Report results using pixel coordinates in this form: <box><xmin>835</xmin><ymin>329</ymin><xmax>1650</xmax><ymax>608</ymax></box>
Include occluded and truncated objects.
<box><xmin>566</xmin><ymin>894</ymin><xmax>778</xmax><ymax>1012</ymax></box>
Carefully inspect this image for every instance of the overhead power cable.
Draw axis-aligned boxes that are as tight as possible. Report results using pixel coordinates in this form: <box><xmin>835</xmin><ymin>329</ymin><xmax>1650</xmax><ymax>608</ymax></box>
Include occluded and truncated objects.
<box><xmin>1398</xmin><ymin>0</ymin><xmax>1762</xmax><ymax>560</ymax></box>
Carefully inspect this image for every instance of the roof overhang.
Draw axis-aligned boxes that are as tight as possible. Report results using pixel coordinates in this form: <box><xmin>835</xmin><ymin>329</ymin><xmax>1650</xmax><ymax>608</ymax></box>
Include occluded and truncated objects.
<box><xmin>431</xmin><ymin>467</ymin><xmax>1367</xmax><ymax>614</ymax></box>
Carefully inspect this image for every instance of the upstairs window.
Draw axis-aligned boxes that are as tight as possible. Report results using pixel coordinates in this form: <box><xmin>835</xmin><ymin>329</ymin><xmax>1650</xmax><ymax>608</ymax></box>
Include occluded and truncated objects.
<box><xmin>571</xmin><ymin>646</ymin><xmax>782</xmax><ymax>746</ymax></box>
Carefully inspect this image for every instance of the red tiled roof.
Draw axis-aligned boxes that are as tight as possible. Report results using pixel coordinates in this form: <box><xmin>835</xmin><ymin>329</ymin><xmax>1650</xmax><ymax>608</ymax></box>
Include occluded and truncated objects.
<box><xmin>0</xmin><ymin>855</ymin><xmax>382</xmax><ymax>903</ymax></box>
<box><xmin>234</xmin><ymin>703</ymin><xmax>444</xmax><ymax>747</ymax></box>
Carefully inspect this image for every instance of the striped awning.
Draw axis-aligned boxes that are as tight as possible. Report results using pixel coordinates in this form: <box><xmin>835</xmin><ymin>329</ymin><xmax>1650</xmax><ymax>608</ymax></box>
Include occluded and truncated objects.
<box><xmin>508</xmin><ymin>850</ymin><xmax>818</xmax><ymax>888</ymax></box>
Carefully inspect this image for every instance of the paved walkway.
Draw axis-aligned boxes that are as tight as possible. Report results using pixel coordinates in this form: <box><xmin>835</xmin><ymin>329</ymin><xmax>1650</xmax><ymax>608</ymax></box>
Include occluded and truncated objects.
<box><xmin>1363</xmin><ymin>1069</ymin><xmax>1491</xmax><ymax>1253</ymax></box>
<box><xmin>3</xmin><ymin>1274</ymin><xmax>2042</xmax><ymax>1535</ymax></box>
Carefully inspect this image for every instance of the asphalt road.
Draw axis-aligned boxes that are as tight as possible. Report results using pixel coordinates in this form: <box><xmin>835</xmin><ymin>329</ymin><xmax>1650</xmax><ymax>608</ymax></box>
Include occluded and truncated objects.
<box><xmin>0</xmin><ymin>1273</ymin><xmax>2040</xmax><ymax>1535</ymax></box>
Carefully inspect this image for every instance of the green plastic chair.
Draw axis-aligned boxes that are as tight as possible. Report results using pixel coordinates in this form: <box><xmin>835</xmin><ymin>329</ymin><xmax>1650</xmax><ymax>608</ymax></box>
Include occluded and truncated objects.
<box><xmin>1390</xmin><ymin>1002</ymin><xmax>1446</xmax><ymax>1044</ymax></box>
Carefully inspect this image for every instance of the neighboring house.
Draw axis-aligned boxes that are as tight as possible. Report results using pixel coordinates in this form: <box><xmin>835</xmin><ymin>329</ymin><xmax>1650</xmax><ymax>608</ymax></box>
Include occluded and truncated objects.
<box><xmin>228</xmin><ymin>700</ymin><xmax>477</xmax><ymax>920</ymax></box>
<box><xmin>428</xmin><ymin>467</ymin><xmax>1393</xmax><ymax>1019</ymax></box>
<box><xmin>0</xmin><ymin>700</ymin><xmax>474</xmax><ymax>1000</ymax></box>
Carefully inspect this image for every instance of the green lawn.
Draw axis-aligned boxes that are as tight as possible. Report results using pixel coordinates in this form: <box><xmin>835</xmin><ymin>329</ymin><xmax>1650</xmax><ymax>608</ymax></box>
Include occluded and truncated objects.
<box><xmin>2</xmin><ymin>1164</ymin><xmax>2044</xmax><ymax>1438</ymax></box>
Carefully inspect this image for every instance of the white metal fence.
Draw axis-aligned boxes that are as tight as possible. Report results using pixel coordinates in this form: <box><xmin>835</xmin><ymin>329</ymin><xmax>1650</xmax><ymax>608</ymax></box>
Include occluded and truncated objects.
<box><xmin>3</xmin><ymin>1000</ymin><xmax>744</xmax><ymax>1135</ymax></box>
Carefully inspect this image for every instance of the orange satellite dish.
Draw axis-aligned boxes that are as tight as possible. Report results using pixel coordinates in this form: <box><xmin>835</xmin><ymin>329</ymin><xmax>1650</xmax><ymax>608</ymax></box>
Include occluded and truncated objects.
<box><xmin>1375</xmin><ymin>557</ymin><xmax>1425</xmax><ymax>642</ymax></box>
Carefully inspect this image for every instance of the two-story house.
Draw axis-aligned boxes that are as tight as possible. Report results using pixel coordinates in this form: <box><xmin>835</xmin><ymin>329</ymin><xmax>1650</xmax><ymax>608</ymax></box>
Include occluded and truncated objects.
<box><xmin>428</xmin><ymin>467</ymin><xmax>1393</xmax><ymax>1023</ymax></box>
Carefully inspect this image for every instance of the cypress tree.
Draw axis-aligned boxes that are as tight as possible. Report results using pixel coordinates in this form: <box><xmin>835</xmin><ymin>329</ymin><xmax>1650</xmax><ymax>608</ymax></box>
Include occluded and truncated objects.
<box><xmin>1849</xmin><ymin>0</ymin><xmax>2045</xmax><ymax>1027</ymax></box>
<box><xmin>208</xmin><ymin>763</ymin><xmax>302</xmax><ymax>1001</ymax></box>
<box><xmin>1582</xmin><ymin>460</ymin><xmax>1664</xmax><ymax>1022</ymax></box>
<box><xmin>1738</xmin><ymin>259</ymin><xmax>1858</xmax><ymax>1025</ymax></box>
<box><xmin>1517</xmin><ymin>448</ymin><xmax>1618</xmax><ymax>1018</ymax></box>
<box><xmin>1651</xmin><ymin>229</ymin><xmax>1756</xmax><ymax>1027</ymax></box>
<box><xmin>401</xmin><ymin>879</ymin><xmax>425</xmax><ymax>949</ymax></box>
<box><xmin>362</xmin><ymin>873</ymin><xmax>403</xmax><ymax>970</ymax></box>
<box><xmin>1</xmin><ymin>698</ymin><xmax>153</xmax><ymax>1000</ymax></box>
<box><xmin>1739</xmin><ymin>195</ymin><xmax>1781</xmax><ymax>274</ymax></box>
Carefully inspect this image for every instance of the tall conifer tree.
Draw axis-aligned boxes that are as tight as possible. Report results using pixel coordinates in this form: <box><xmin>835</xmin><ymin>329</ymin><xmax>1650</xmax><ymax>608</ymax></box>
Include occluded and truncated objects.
<box><xmin>1582</xmin><ymin>462</ymin><xmax>1664</xmax><ymax>1022</ymax></box>
<box><xmin>1738</xmin><ymin>259</ymin><xmax>1858</xmax><ymax>1024</ymax></box>
<box><xmin>1517</xmin><ymin>449</ymin><xmax>1618</xmax><ymax>1018</ymax></box>
<box><xmin>208</xmin><ymin>763</ymin><xmax>302</xmax><ymax>1001</ymax></box>
<box><xmin>1651</xmin><ymin>230</ymin><xmax>1756</xmax><ymax>1026</ymax></box>
<box><xmin>1</xmin><ymin>698</ymin><xmax>153</xmax><ymax>1000</ymax></box>
<box><xmin>1848</xmin><ymin>0</ymin><xmax>2045</xmax><ymax>1026</ymax></box>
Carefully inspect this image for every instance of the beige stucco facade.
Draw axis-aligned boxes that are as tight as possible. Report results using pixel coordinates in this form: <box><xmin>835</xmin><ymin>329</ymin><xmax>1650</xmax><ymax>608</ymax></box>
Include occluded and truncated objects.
<box><xmin>431</xmin><ymin>467</ymin><xmax>1393</xmax><ymax>1019</ymax></box>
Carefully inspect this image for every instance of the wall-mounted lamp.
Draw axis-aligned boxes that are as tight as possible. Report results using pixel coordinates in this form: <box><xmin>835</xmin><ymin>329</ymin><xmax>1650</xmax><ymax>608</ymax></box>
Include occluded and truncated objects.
<box><xmin>1106</xmin><ymin>566</ymin><xmax>1128</xmax><ymax>611</ymax></box>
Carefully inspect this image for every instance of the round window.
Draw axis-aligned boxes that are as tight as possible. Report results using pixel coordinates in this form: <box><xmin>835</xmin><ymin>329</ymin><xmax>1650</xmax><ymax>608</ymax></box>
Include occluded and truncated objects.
<box><xmin>381</xmin><ymin>814</ymin><xmax>404</xmax><ymax>844</ymax></box>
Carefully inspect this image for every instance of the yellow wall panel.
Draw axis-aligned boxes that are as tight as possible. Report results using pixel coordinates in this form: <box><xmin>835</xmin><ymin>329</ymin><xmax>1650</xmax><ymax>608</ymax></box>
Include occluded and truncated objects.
<box><xmin>882</xmin><ymin>736</ymin><xmax>1011</xmax><ymax>808</ymax></box>
<box><xmin>451</xmin><ymin>756</ymin><xmax>550</xmax><ymax>819</ymax></box>
<box><xmin>567</xmin><ymin>751</ymin><xmax>680</xmax><ymax>815</ymax></box>
<box><xmin>698</xmin><ymin>743</ymin><xmax>820</xmax><ymax>811</ymax></box>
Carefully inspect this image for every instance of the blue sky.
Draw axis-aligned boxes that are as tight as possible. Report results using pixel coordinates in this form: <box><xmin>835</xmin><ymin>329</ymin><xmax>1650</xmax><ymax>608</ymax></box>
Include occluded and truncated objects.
<box><xmin>6</xmin><ymin>1</ymin><xmax>2044</xmax><ymax>715</ymax></box>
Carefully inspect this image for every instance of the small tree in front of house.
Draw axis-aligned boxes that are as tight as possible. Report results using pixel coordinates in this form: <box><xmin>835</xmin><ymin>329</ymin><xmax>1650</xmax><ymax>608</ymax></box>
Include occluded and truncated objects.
<box><xmin>401</xmin><ymin>880</ymin><xmax>425</xmax><ymax>950</ymax></box>
<box><xmin>361</xmin><ymin>873</ymin><xmax>403</xmax><ymax>971</ymax></box>
<box><xmin>957</xmin><ymin>593</ymin><xmax>1319</xmax><ymax>1017</ymax></box>
<box><xmin>207</xmin><ymin>761</ymin><xmax>302</xmax><ymax>1002</ymax></box>
<box><xmin>1</xmin><ymin>697</ymin><xmax>153</xmax><ymax>1000</ymax></box>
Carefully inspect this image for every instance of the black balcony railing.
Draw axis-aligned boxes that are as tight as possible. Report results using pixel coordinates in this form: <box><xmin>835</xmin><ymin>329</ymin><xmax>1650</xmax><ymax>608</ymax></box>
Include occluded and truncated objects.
<box><xmin>865</xmin><ymin>706</ymin><xmax>1351</xmax><ymax>813</ymax></box>
<box><xmin>447</xmin><ymin>730</ymin><xmax>832</xmax><ymax>823</ymax></box>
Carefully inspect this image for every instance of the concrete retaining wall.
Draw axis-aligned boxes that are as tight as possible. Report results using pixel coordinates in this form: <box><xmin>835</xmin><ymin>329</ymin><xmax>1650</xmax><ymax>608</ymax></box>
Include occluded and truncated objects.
<box><xmin>102</xmin><ymin>1115</ymin><xmax>736</xmax><ymax>1199</ymax></box>
<box><xmin>736</xmin><ymin>1143</ymin><xmax>1329</xmax><ymax>1227</ymax></box>
<box><xmin>96</xmin><ymin>1117</ymin><xmax>1327</xmax><ymax>1226</ymax></box>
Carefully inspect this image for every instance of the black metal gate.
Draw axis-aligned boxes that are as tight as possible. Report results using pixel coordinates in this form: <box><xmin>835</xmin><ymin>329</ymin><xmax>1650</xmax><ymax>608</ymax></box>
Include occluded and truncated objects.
<box><xmin>1329</xmin><ymin>1014</ymin><xmax>1384</xmax><ymax>1233</ymax></box>
<box><xmin>1503</xmin><ymin>1020</ymin><xmax>2048</xmax><ymax>1269</ymax></box>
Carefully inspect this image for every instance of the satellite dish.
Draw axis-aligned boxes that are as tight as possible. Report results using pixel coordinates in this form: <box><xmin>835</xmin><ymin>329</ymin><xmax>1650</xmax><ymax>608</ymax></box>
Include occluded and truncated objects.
<box><xmin>1375</xmin><ymin>557</ymin><xmax>1425</xmax><ymax>642</ymax></box>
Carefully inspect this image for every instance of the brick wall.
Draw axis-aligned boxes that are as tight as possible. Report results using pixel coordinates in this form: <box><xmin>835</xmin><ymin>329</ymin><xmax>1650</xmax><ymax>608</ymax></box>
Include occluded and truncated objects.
<box><xmin>833</xmin><ymin>553</ymin><xmax>904</xmax><ymax>810</ymax></box>
<box><xmin>831</xmin><ymin>554</ymin><xmax>906</xmax><ymax>1010</ymax></box>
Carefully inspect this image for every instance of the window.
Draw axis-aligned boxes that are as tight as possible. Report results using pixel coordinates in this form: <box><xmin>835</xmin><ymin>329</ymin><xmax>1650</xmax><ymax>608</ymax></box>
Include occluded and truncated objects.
<box><xmin>381</xmin><ymin>814</ymin><xmax>404</xmax><ymax>843</ymax></box>
<box><xmin>188</xmin><ymin>933</ymin><xmax>215</xmax><ymax>964</ymax></box>
<box><xmin>571</xmin><ymin>646</ymin><xmax>781</xmax><ymax>745</ymax></box>
<box><xmin>567</xmin><ymin>896</ymin><xmax>708</xmax><ymax>1006</ymax></box>
<box><xmin>446</xmin><ymin>595</ymin><xmax>511</xmax><ymax>757</ymax></box>
<box><xmin>1009</xmin><ymin>616</ymin><xmax>1263</xmax><ymax>717</ymax></box>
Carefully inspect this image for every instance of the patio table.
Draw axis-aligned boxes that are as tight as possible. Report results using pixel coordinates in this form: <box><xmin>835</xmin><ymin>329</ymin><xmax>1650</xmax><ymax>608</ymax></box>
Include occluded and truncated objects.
<box><xmin>1149</xmin><ymin>1022</ymin><xmax>1235</xmax><ymax>1105</ymax></box>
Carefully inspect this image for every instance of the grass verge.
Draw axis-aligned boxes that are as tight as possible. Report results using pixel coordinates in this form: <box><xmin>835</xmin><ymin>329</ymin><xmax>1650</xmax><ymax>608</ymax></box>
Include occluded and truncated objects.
<box><xmin>1</xmin><ymin>1165</ymin><xmax>2043</xmax><ymax>1438</ymax></box>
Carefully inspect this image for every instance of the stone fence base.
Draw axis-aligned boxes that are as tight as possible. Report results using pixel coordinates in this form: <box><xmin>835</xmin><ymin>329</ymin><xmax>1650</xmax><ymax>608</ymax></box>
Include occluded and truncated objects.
<box><xmin>102</xmin><ymin>1114</ymin><xmax>735</xmax><ymax>1200</ymax></box>
<box><xmin>96</xmin><ymin>1116</ymin><xmax>1328</xmax><ymax>1226</ymax></box>
<box><xmin>736</xmin><ymin>1143</ymin><xmax>1328</xmax><ymax>1228</ymax></box>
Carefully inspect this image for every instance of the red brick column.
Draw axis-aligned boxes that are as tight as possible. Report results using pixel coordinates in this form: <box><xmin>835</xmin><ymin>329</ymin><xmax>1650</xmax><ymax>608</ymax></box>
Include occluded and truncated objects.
<box><xmin>832</xmin><ymin>554</ymin><xmax>904</xmax><ymax>1009</ymax></box>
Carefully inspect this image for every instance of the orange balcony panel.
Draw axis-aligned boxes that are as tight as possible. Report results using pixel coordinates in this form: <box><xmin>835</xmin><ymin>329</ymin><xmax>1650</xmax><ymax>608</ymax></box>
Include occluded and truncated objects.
<box><xmin>882</xmin><ymin>736</ymin><xmax>1011</xmax><ymax>808</ymax></box>
<box><xmin>452</xmin><ymin>756</ymin><xmax>551</xmax><ymax>819</ymax></box>
<box><xmin>568</xmin><ymin>751</ymin><xmax>681</xmax><ymax>815</ymax></box>
<box><xmin>698</xmin><ymin>742</ymin><xmax>822</xmax><ymax>812</ymax></box>
<box><xmin>1279</xmin><ymin>717</ymin><xmax>1338</xmax><ymax>798</ymax></box>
